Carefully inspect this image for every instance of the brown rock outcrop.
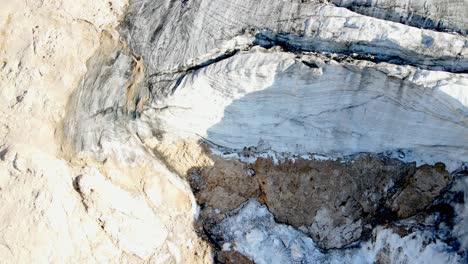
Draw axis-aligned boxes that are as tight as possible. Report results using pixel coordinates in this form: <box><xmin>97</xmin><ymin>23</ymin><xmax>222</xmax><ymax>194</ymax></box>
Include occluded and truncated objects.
<box><xmin>190</xmin><ymin>151</ymin><xmax>451</xmax><ymax>249</ymax></box>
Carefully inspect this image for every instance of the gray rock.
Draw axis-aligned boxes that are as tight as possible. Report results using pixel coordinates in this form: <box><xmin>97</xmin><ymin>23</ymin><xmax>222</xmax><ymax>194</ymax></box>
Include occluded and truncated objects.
<box><xmin>192</xmin><ymin>153</ymin><xmax>452</xmax><ymax>249</ymax></box>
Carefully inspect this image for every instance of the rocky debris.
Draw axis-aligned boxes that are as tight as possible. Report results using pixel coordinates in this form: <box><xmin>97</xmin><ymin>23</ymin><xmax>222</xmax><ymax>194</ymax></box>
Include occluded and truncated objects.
<box><xmin>215</xmin><ymin>249</ymin><xmax>254</xmax><ymax>264</ymax></box>
<box><xmin>191</xmin><ymin>152</ymin><xmax>452</xmax><ymax>249</ymax></box>
<box><xmin>211</xmin><ymin>199</ymin><xmax>464</xmax><ymax>263</ymax></box>
<box><xmin>189</xmin><ymin>155</ymin><xmax>260</xmax><ymax>213</ymax></box>
<box><xmin>255</xmin><ymin>156</ymin><xmax>451</xmax><ymax>248</ymax></box>
<box><xmin>389</xmin><ymin>163</ymin><xmax>451</xmax><ymax>218</ymax></box>
<box><xmin>149</xmin><ymin>138</ymin><xmax>215</xmax><ymax>178</ymax></box>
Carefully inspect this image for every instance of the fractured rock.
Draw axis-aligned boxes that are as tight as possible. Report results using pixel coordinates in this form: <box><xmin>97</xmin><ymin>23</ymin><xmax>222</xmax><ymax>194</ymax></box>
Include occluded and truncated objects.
<box><xmin>216</xmin><ymin>249</ymin><xmax>254</xmax><ymax>264</ymax></box>
<box><xmin>189</xmin><ymin>155</ymin><xmax>260</xmax><ymax>213</ymax></box>
<box><xmin>253</xmin><ymin>156</ymin><xmax>451</xmax><ymax>248</ymax></box>
<box><xmin>191</xmin><ymin>152</ymin><xmax>452</xmax><ymax>249</ymax></box>
<box><xmin>390</xmin><ymin>162</ymin><xmax>451</xmax><ymax>218</ymax></box>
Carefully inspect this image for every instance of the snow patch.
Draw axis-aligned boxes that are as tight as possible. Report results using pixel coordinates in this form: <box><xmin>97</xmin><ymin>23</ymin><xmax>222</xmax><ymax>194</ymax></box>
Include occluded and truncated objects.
<box><xmin>215</xmin><ymin>199</ymin><xmax>464</xmax><ymax>264</ymax></box>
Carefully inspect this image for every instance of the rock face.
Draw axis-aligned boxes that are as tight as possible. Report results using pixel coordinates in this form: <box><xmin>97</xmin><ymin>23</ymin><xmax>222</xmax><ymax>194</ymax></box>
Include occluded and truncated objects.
<box><xmin>1</xmin><ymin>0</ymin><xmax>468</xmax><ymax>263</ymax></box>
<box><xmin>256</xmin><ymin>158</ymin><xmax>451</xmax><ymax>248</ymax></box>
<box><xmin>190</xmin><ymin>152</ymin><xmax>451</xmax><ymax>249</ymax></box>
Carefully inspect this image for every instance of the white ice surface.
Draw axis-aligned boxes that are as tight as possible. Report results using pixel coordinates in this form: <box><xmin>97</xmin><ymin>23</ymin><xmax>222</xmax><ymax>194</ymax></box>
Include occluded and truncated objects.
<box><xmin>146</xmin><ymin>50</ymin><xmax>468</xmax><ymax>171</ymax></box>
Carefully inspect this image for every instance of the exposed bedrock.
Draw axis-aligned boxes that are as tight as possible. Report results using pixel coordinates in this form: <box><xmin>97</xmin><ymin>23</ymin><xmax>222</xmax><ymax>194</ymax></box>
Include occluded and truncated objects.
<box><xmin>331</xmin><ymin>0</ymin><xmax>468</xmax><ymax>34</ymax></box>
<box><xmin>189</xmin><ymin>151</ymin><xmax>451</xmax><ymax>249</ymax></box>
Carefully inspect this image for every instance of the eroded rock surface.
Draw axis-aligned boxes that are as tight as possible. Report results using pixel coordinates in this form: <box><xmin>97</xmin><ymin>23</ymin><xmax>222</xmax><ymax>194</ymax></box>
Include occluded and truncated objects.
<box><xmin>190</xmin><ymin>151</ymin><xmax>451</xmax><ymax>249</ymax></box>
<box><xmin>255</xmin><ymin>156</ymin><xmax>451</xmax><ymax>248</ymax></box>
